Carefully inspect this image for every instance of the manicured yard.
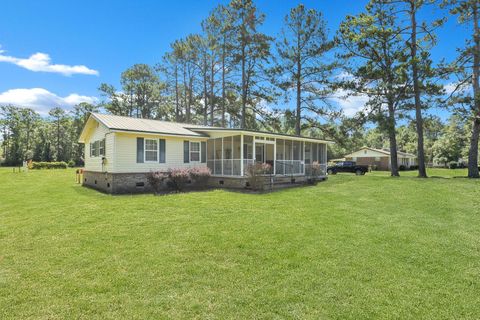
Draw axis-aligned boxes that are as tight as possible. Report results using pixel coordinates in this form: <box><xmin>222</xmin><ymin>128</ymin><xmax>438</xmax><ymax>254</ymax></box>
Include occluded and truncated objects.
<box><xmin>1</xmin><ymin>168</ymin><xmax>479</xmax><ymax>319</ymax></box>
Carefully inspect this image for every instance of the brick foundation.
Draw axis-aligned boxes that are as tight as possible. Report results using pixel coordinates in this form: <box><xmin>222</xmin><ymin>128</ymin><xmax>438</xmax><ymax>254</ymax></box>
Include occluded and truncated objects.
<box><xmin>83</xmin><ymin>171</ymin><xmax>326</xmax><ymax>194</ymax></box>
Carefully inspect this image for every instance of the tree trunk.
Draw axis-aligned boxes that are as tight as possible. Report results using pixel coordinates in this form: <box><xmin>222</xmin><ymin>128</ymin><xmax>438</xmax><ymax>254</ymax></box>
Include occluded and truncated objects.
<box><xmin>387</xmin><ymin>101</ymin><xmax>400</xmax><ymax>177</ymax></box>
<box><xmin>210</xmin><ymin>60</ymin><xmax>215</xmax><ymax>126</ymax></box>
<box><xmin>56</xmin><ymin>120</ymin><xmax>60</xmax><ymax>161</ymax></box>
<box><xmin>241</xmin><ymin>44</ymin><xmax>246</xmax><ymax>129</ymax></box>
<box><xmin>295</xmin><ymin>33</ymin><xmax>301</xmax><ymax>136</ymax></box>
<box><xmin>187</xmin><ymin>75</ymin><xmax>193</xmax><ymax>123</ymax></box>
<box><xmin>203</xmin><ymin>65</ymin><xmax>208</xmax><ymax>126</ymax></box>
<box><xmin>410</xmin><ymin>1</ymin><xmax>427</xmax><ymax>178</ymax></box>
<box><xmin>175</xmin><ymin>64</ymin><xmax>179</xmax><ymax>122</ymax></box>
<box><xmin>221</xmin><ymin>41</ymin><xmax>226</xmax><ymax>127</ymax></box>
<box><xmin>183</xmin><ymin>67</ymin><xmax>188</xmax><ymax>122</ymax></box>
<box><xmin>468</xmin><ymin>2</ymin><xmax>480</xmax><ymax>178</ymax></box>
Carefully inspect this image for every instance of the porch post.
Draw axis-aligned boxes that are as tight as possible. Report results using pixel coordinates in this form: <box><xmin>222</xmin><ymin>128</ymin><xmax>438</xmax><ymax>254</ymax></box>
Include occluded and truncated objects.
<box><xmin>273</xmin><ymin>138</ymin><xmax>276</xmax><ymax>175</ymax></box>
<box><xmin>221</xmin><ymin>137</ymin><xmax>224</xmax><ymax>176</ymax></box>
<box><xmin>302</xmin><ymin>141</ymin><xmax>305</xmax><ymax>175</ymax></box>
<box><xmin>283</xmin><ymin>139</ymin><xmax>286</xmax><ymax>175</ymax></box>
<box><xmin>253</xmin><ymin>138</ymin><xmax>256</xmax><ymax>164</ymax></box>
<box><xmin>240</xmin><ymin>134</ymin><xmax>244</xmax><ymax>176</ymax></box>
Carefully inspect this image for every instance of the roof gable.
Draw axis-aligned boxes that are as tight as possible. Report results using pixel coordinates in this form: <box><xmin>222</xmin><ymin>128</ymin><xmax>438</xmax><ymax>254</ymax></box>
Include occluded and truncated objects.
<box><xmin>345</xmin><ymin>147</ymin><xmax>416</xmax><ymax>158</ymax></box>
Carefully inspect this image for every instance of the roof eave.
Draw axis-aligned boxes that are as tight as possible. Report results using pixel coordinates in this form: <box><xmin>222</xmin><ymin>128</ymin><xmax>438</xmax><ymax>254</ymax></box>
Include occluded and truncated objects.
<box><xmin>188</xmin><ymin>127</ymin><xmax>334</xmax><ymax>144</ymax></box>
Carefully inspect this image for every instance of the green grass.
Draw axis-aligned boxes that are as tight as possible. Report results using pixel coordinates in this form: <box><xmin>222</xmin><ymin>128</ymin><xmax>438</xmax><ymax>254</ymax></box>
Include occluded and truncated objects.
<box><xmin>1</xmin><ymin>168</ymin><xmax>479</xmax><ymax>319</ymax></box>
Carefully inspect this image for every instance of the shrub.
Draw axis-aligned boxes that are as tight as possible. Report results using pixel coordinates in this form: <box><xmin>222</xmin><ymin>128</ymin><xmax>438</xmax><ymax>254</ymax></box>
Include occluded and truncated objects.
<box><xmin>147</xmin><ymin>171</ymin><xmax>168</xmax><ymax>194</ymax></box>
<box><xmin>399</xmin><ymin>165</ymin><xmax>406</xmax><ymax>171</ymax></box>
<box><xmin>449</xmin><ymin>161</ymin><xmax>458</xmax><ymax>169</ymax></box>
<box><xmin>67</xmin><ymin>160</ymin><xmax>76</xmax><ymax>168</ymax></box>
<box><xmin>307</xmin><ymin>161</ymin><xmax>323</xmax><ymax>184</ymax></box>
<box><xmin>246</xmin><ymin>163</ymin><xmax>271</xmax><ymax>191</ymax></box>
<box><xmin>409</xmin><ymin>165</ymin><xmax>418</xmax><ymax>170</ymax></box>
<box><xmin>30</xmin><ymin>161</ymin><xmax>68</xmax><ymax>169</ymax></box>
<box><xmin>167</xmin><ymin>168</ymin><xmax>190</xmax><ymax>192</ymax></box>
<box><xmin>189</xmin><ymin>166</ymin><xmax>211</xmax><ymax>185</ymax></box>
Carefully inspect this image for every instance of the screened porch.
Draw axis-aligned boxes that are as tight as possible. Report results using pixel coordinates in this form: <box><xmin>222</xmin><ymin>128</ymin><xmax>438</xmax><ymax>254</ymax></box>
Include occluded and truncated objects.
<box><xmin>206</xmin><ymin>134</ymin><xmax>327</xmax><ymax>177</ymax></box>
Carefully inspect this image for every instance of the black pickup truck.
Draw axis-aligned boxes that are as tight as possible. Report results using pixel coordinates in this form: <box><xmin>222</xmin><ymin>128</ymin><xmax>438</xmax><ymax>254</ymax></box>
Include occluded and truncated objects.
<box><xmin>327</xmin><ymin>161</ymin><xmax>369</xmax><ymax>175</ymax></box>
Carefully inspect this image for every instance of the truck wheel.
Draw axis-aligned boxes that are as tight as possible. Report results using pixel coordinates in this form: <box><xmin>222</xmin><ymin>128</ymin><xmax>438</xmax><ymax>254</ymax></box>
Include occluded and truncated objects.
<box><xmin>327</xmin><ymin>169</ymin><xmax>334</xmax><ymax>175</ymax></box>
<box><xmin>355</xmin><ymin>169</ymin><xmax>363</xmax><ymax>175</ymax></box>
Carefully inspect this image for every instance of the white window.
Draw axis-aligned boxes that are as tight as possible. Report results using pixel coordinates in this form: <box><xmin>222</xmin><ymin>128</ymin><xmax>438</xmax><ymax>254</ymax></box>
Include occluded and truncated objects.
<box><xmin>145</xmin><ymin>139</ymin><xmax>158</xmax><ymax>162</ymax></box>
<box><xmin>190</xmin><ymin>142</ymin><xmax>200</xmax><ymax>162</ymax></box>
<box><xmin>375</xmin><ymin>157</ymin><xmax>381</xmax><ymax>161</ymax></box>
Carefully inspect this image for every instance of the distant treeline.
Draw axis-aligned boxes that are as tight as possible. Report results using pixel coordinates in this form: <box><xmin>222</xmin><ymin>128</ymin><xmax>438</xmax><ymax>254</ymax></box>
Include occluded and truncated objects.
<box><xmin>1</xmin><ymin>0</ymin><xmax>479</xmax><ymax>177</ymax></box>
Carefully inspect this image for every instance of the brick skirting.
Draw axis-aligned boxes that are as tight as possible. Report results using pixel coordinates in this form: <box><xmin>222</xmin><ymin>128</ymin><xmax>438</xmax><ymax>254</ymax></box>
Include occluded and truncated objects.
<box><xmin>82</xmin><ymin>171</ymin><xmax>325</xmax><ymax>194</ymax></box>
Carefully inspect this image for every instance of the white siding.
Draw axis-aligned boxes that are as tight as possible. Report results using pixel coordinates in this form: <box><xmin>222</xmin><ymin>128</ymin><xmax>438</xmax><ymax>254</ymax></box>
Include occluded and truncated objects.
<box><xmin>84</xmin><ymin>123</ymin><xmax>114</xmax><ymax>172</ymax></box>
<box><xmin>347</xmin><ymin>148</ymin><xmax>388</xmax><ymax>158</ymax></box>
<box><xmin>113</xmin><ymin>132</ymin><xmax>207</xmax><ymax>173</ymax></box>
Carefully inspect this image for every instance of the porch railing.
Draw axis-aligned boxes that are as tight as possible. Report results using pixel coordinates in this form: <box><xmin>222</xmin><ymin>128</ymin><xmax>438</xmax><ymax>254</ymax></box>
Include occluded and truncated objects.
<box><xmin>207</xmin><ymin>159</ymin><xmax>242</xmax><ymax>176</ymax></box>
<box><xmin>207</xmin><ymin>159</ymin><xmax>326</xmax><ymax>177</ymax></box>
<box><xmin>275</xmin><ymin>160</ymin><xmax>304</xmax><ymax>175</ymax></box>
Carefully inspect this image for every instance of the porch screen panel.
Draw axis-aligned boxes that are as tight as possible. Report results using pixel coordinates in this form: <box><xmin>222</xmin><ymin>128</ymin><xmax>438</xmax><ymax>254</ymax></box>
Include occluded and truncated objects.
<box><xmin>233</xmin><ymin>135</ymin><xmax>241</xmax><ymax>175</ymax></box>
<box><xmin>305</xmin><ymin>142</ymin><xmax>311</xmax><ymax>164</ymax></box>
<box><xmin>207</xmin><ymin>139</ymin><xmax>214</xmax><ymax>173</ymax></box>
<box><xmin>293</xmin><ymin>141</ymin><xmax>301</xmax><ymax>160</ymax></box>
<box><xmin>312</xmin><ymin>143</ymin><xmax>318</xmax><ymax>162</ymax></box>
<box><xmin>214</xmin><ymin>138</ymin><xmax>222</xmax><ymax>175</ymax></box>
<box><xmin>223</xmin><ymin>137</ymin><xmax>233</xmax><ymax>175</ymax></box>
<box><xmin>319</xmin><ymin>144</ymin><xmax>324</xmax><ymax>163</ymax></box>
<box><xmin>276</xmin><ymin>139</ymin><xmax>284</xmax><ymax>160</ymax></box>
<box><xmin>243</xmin><ymin>135</ymin><xmax>254</xmax><ymax>173</ymax></box>
<box><xmin>285</xmin><ymin>140</ymin><xmax>292</xmax><ymax>160</ymax></box>
<box><xmin>243</xmin><ymin>135</ymin><xmax>253</xmax><ymax>159</ymax></box>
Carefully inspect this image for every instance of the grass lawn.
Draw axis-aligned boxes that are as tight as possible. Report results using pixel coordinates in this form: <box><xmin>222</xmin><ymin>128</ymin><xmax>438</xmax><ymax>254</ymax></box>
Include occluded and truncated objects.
<box><xmin>1</xmin><ymin>168</ymin><xmax>479</xmax><ymax>319</ymax></box>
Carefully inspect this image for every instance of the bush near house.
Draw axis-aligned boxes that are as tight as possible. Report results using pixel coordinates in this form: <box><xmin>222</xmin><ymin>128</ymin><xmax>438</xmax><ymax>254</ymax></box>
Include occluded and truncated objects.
<box><xmin>147</xmin><ymin>167</ymin><xmax>211</xmax><ymax>193</ymax></box>
<box><xmin>29</xmin><ymin>161</ymin><xmax>68</xmax><ymax>169</ymax></box>
<box><xmin>147</xmin><ymin>171</ymin><xmax>168</xmax><ymax>194</ymax></box>
<box><xmin>246</xmin><ymin>163</ymin><xmax>271</xmax><ymax>191</ymax></box>
<box><xmin>307</xmin><ymin>161</ymin><xmax>322</xmax><ymax>184</ymax></box>
<box><xmin>167</xmin><ymin>168</ymin><xmax>191</xmax><ymax>192</ymax></box>
<box><xmin>189</xmin><ymin>166</ymin><xmax>211</xmax><ymax>185</ymax></box>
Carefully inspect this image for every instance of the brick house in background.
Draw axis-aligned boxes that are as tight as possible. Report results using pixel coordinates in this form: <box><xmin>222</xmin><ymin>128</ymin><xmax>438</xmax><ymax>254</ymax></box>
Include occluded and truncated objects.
<box><xmin>344</xmin><ymin>147</ymin><xmax>417</xmax><ymax>171</ymax></box>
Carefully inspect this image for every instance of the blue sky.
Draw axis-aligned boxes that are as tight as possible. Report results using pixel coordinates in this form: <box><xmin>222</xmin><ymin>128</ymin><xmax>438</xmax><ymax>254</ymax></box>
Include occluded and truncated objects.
<box><xmin>0</xmin><ymin>0</ymin><xmax>468</xmax><ymax>117</ymax></box>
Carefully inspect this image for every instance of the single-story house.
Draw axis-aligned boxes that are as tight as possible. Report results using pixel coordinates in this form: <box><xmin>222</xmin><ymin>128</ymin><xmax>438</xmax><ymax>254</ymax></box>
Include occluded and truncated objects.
<box><xmin>79</xmin><ymin>113</ymin><xmax>332</xmax><ymax>193</ymax></box>
<box><xmin>344</xmin><ymin>147</ymin><xmax>417</xmax><ymax>171</ymax></box>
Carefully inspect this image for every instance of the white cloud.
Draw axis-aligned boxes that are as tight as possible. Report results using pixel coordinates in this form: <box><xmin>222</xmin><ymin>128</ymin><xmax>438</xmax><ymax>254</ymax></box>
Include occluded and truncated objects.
<box><xmin>0</xmin><ymin>88</ymin><xmax>99</xmax><ymax>115</ymax></box>
<box><xmin>0</xmin><ymin>46</ymin><xmax>98</xmax><ymax>76</ymax></box>
<box><xmin>444</xmin><ymin>82</ymin><xmax>470</xmax><ymax>95</ymax></box>
<box><xmin>331</xmin><ymin>89</ymin><xmax>369</xmax><ymax>117</ymax></box>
